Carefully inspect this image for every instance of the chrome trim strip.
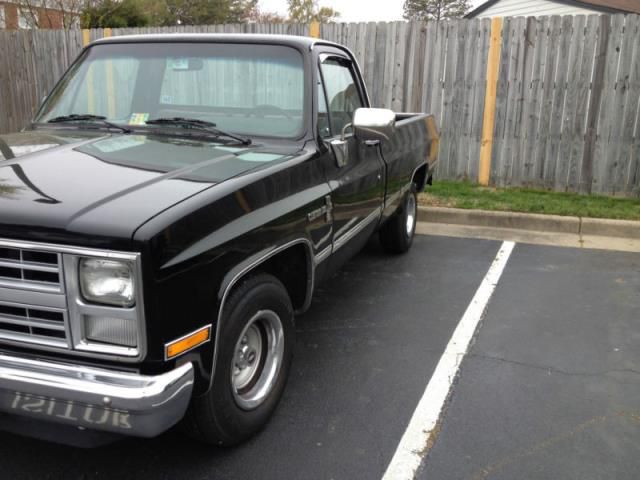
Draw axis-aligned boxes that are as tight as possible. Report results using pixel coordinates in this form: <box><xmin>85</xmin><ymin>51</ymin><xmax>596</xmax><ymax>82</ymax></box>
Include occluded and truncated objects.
<box><xmin>0</xmin><ymin>260</ymin><xmax>59</xmax><ymax>273</ymax></box>
<box><xmin>0</xmin><ymin>353</ymin><xmax>194</xmax><ymax>438</ymax></box>
<box><xmin>209</xmin><ymin>238</ymin><xmax>315</xmax><ymax>391</ymax></box>
<box><xmin>0</xmin><ymin>316</ymin><xmax>65</xmax><ymax>331</ymax></box>
<box><xmin>0</xmin><ymin>238</ymin><xmax>137</xmax><ymax>260</ymax></box>
<box><xmin>312</xmin><ymin>227</ymin><xmax>333</xmax><ymax>251</ymax></box>
<box><xmin>0</xmin><ymin>333</ymin><xmax>68</xmax><ymax>349</ymax></box>
<box><xmin>164</xmin><ymin>324</ymin><xmax>212</xmax><ymax>361</ymax></box>
<box><xmin>0</xmin><ymin>286</ymin><xmax>66</xmax><ymax>309</ymax></box>
<box><xmin>333</xmin><ymin>217</ymin><xmax>359</xmax><ymax>240</ymax></box>
<box><xmin>315</xmin><ymin>245</ymin><xmax>332</xmax><ymax>264</ymax></box>
<box><xmin>0</xmin><ymin>279</ymin><xmax>62</xmax><ymax>294</ymax></box>
<box><xmin>333</xmin><ymin>208</ymin><xmax>382</xmax><ymax>252</ymax></box>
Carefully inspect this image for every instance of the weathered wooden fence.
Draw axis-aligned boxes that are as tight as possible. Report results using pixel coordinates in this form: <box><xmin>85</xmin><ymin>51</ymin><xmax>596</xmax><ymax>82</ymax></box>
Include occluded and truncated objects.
<box><xmin>1</xmin><ymin>16</ymin><xmax>640</xmax><ymax>195</ymax></box>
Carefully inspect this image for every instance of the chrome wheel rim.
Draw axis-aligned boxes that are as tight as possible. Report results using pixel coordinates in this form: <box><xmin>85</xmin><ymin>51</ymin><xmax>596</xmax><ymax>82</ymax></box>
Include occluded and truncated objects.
<box><xmin>406</xmin><ymin>193</ymin><xmax>416</xmax><ymax>237</ymax></box>
<box><xmin>231</xmin><ymin>310</ymin><xmax>285</xmax><ymax>410</ymax></box>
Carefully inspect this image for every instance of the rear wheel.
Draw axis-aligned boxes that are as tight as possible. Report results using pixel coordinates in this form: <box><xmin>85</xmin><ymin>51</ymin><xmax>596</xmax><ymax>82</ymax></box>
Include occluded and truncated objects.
<box><xmin>183</xmin><ymin>273</ymin><xmax>294</xmax><ymax>446</ymax></box>
<box><xmin>379</xmin><ymin>184</ymin><xmax>417</xmax><ymax>254</ymax></box>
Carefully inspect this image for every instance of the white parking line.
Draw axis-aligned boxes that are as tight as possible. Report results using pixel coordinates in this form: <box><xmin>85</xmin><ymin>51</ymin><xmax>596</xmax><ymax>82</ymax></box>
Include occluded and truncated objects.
<box><xmin>382</xmin><ymin>241</ymin><xmax>516</xmax><ymax>480</ymax></box>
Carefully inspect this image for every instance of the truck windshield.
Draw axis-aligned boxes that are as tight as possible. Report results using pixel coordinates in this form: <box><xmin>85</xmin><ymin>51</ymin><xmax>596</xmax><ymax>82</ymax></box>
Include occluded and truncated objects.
<box><xmin>35</xmin><ymin>42</ymin><xmax>306</xmax><ymax>139</ymax></box>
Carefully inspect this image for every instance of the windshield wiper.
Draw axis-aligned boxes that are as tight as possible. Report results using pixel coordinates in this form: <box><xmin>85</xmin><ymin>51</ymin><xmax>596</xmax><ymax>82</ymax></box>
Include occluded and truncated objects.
<box><xmin>47</xmin><ymin>114</ymin><xmax>132</xmax><ymax>134</ymax></box>
<box><xmin>145</xmin><ymin>117</ymin><xmax>252</xmax><ymax>145</ymax></box>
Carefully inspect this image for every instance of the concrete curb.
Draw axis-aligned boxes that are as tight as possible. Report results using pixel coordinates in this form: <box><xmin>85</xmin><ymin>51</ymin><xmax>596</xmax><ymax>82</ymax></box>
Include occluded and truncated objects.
<box><xmin>580</xmin><ymin>217</ymin><xmax>640</xmax><ymax>239</ymax></box>
<box><xmin>417</xmin><ymin>206</ymin><xmax>640</xmax><ymax>239</ymax></box>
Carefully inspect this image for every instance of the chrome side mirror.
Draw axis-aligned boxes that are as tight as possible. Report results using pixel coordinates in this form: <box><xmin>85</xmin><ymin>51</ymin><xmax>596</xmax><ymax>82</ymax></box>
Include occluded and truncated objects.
<box><xmin>353</xmin><ymin>108</ymin><xmax>396</xmax><ymax>142</ymax></box>
<box><xmin>330</xmin><ymin>123</ymin><xmax>352</xmax><ymax>168</ymax></box>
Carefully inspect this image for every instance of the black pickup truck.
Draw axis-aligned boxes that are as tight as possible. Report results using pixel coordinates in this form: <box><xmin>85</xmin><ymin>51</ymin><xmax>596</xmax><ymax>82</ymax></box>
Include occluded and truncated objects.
<box><xmin>0</xmin><ymin>34</ymin><xmax>438</xmax><ymax>446</ymax></box>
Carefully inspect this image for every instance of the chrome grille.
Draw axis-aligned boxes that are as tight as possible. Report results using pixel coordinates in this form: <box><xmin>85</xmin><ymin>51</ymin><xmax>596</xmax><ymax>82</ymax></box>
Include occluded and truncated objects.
<box><xmin>0</xmin><ymin>301</ymin><xmax>68</xmax><ymax>347</ymax></box>
<box><xmin>0</xmin><ymin>240</ymin><xmax>69</xmax><ymax>349</ymax></box>
<box><xmin>0</xmin><ymin>246</ymin><xmax>62</xmax><ymax>293</ymax></box>
<box><xmin>0</xmin><ymin>239</ymin><xmax>144</xmax><ymax>360</ymax></box>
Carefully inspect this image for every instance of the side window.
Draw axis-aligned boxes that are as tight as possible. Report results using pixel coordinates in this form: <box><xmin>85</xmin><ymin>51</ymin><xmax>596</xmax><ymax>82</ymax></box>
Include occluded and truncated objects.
<box><xmin>320</xmin><ymin>57</ymin><xmax>363</xmax><ymax>136</ymax></box>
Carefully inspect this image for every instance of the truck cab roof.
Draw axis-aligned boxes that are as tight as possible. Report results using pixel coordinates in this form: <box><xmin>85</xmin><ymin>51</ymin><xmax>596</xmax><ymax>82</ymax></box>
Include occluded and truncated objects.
<box><xmin>91</xmin><ymin>33</ymin><xmax>348</xmax><ymax>55</ymax></box>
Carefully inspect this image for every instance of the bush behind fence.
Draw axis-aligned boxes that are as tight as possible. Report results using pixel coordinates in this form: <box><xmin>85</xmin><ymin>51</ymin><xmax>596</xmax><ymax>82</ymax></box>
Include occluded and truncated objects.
<box><xmin>1</xmin><ymin>16</ymin><xmax>639</xmax><ymax>195</ymax></box>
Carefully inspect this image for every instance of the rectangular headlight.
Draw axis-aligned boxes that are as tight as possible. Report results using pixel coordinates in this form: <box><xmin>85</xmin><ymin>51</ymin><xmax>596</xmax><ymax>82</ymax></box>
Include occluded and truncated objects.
<box><xmin>79</xmin><ymin>258</ymin><xmax>135</xmax><ymax>307</ymax></box>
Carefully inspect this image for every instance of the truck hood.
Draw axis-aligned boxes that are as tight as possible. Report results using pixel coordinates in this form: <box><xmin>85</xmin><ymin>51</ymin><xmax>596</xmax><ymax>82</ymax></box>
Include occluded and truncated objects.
<box><xmin>0</xmin><ymin>129</ymin><xmax>296</xmax><ymax>247</ymax></box>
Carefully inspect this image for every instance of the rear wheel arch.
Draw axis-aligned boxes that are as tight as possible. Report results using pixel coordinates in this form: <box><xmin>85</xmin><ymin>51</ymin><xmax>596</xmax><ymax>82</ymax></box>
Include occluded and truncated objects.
<box><xmin>412</xmin><ymin>162</ymin><xmax>429</xmax><ymax>192</ymax></box>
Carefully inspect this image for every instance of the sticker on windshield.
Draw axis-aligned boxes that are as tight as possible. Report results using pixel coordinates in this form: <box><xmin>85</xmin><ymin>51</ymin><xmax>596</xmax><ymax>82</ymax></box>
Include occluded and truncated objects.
<box><xmin>167</xmin><ymin>58</ymin><xmax>189</xmax><ymax>71</ymax></box>
<box><xmin>129</xmin><ymin>113</ymin><xmax>149</xmax><ymax>125</ymax></box>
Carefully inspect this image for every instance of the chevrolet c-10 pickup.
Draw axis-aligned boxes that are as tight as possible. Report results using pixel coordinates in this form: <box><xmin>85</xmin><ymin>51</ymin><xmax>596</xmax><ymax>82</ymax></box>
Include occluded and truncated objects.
<box><xmin>0</xmin><ymin>33</ymin><xmax>438</xmax><ymax>446</ymax></box>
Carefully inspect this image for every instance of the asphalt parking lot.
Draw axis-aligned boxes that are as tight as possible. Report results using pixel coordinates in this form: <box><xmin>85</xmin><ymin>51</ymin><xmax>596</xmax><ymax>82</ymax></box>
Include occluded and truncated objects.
<box><xmin>1</xmin><ymin>234</ymin><xmax>639</xmax><ymax>480</ymax></box>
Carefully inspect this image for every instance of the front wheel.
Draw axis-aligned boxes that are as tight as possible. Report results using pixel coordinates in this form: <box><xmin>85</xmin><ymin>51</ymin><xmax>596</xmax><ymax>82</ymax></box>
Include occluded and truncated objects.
<box><xmin>379</xmin><ymin>184</ymin><xmax>418</xmax><ymax>254</ymax></box>
<box><xmin>183</xmin><ymin>273</ymin><xmax>294</xmax><ymax>446</ymax></box>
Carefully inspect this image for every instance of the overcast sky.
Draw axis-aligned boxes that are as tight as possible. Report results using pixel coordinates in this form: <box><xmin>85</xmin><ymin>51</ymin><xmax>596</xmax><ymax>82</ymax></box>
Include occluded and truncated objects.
<box><xmin>259</xmin><ymin>0</ymin><xmax>486</xmax><ymax>23</ymax></box>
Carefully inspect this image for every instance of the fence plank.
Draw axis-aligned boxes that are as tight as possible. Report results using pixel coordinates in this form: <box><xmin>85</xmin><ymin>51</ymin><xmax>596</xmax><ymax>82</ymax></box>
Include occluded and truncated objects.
<box><xmin>569</xmin><ymin>15</ymin><xmax>599</xmax><ymax>191</ymax></box>
<box><xmin>372</xmin><ymin>23</ymin><xmax>387</xmax><ymax>107</ymax></box>
<box><xmin>558</xmin><ymin>14</ymin><xmax>586</xmax><ymax>192</ymax></box>
<box><xmin>448</xmin><ymin>19</ymin><xmax>468</xmax><ymax>178</ymax></box>
<box><xmin>609</xmin><ymin>15</ymin><xmax>640</xmax><ymax>194</ymax></box>
<box><xmin>459</xmin><ymin>19</ymin><xmax>478</xmax><ymax>178</ymax></box>
<box><xmin>363</xmin><ymin>22</ymin><xmax>377</xmax><ymax>104</ymax></box>
<box><xmin>544</xmin><ymin>15</ymin><xmax>572</xmax><ymax>189</ymax></box>
<box><xmin>623</xmin><ymin>17</ymin><xmax>640</xmax><ymax>195</ymax></box>
<box><xmin>581</xmin><ymin>15</ymin><xmax>611</xmax><ymax>193</ymax></box>
<box><xmin>593</xmin><ymin>14</ymin><xmax>622</xmax><ymax>193</ymax></box>
<box><xmin>498</xmin><ymin>17</ymin><xmax>527</xmax><ymax>186</ymax></box>
<box><xmin>420</xmin><ymin>21</ymin><xmax>436</xmax><ymax>114</ymax></box>
<box><xmin>534</xmin><ymin>15</ymin><xmax>561</xmax><ymax>185</ymax></box>
<box><xmin>522</xmin><ymin>16</ymin><xmax>548</xmax><ymax>184</ymax></box>
<box><xmin>440</xmin><ymin>20</ymin><xmax>458</xmax><ymax>178</ymax></box>
<box><xmin>512</xmin><ymin>16</ymin><xmax>536</xmax><ymax>187</ymax></box>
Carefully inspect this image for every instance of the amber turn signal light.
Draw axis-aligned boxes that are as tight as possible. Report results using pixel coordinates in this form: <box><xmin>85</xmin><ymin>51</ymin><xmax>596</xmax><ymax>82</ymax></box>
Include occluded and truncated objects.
<box><xmin>165</xmin><ymin>325</ymin><xmax>211</xmax><ymax>360</ymax></box>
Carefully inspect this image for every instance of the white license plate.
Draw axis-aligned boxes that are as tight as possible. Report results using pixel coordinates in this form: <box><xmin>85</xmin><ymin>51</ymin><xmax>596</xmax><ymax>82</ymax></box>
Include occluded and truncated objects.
<box><xmin>7</xmin><ymin>392</ymin><xmax>133</xmax><ymax>430</ymax></box>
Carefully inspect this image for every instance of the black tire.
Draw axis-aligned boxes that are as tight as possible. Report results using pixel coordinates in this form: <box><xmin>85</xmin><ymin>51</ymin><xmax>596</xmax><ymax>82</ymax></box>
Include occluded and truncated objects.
<box><xmin>183</xmin><ymin>273</ymin><xmax>294</xmax><ymax>446</ymax></box>
<box><xmin>379</xmin><ymin>184</ymin><xmax>418</xmax><ymax>254</ymax></box>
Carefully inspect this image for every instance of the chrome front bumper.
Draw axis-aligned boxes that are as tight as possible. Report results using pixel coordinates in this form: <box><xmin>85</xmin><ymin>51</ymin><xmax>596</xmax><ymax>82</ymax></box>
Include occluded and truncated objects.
<box><xmin>0</xmin><ymin>353</ymin><xmax>193</xmax><ymax>438</ymax></box>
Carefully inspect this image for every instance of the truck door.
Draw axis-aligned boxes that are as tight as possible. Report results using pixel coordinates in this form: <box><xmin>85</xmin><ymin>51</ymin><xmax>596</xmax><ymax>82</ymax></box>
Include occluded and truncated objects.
<box><xmin>318</xmin><ymin>53</ymin><xmax>385</xmax><ymax>267</ymax></box>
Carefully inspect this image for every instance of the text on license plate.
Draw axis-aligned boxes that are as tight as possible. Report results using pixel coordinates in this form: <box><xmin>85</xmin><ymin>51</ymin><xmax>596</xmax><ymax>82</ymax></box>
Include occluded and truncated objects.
<box><xmin>10</xmin><ymin>392</ymin><xmax>132</xmax><ymax>430</ymax></box>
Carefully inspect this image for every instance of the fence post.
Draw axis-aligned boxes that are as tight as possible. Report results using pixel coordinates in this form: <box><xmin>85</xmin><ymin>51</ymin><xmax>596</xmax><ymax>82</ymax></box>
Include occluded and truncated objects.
<box><xmin>478</xmin><ymin>17</ymin><xmax>503</xmax><ymax>186</ymax></box>
<box><xmin>309</xmin><ymin>21</ymin><xmax>320</xmax><ymax>38</ymax></box>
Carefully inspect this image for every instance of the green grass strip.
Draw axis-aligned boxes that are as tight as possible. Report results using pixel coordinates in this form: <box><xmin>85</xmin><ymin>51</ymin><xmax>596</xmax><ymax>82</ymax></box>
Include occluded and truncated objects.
<box><xmin>420</xmin><ymin>181</ymin><xmax>640</xmax><ymax>221</ymax></box>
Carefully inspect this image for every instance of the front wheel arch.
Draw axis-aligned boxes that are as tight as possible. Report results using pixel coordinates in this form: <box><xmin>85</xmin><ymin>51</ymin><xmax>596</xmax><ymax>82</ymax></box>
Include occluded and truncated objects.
<box><xmin>208</xmin><ymin>239</ymin><xmax>314</xmax><ymax>390</ymax></box>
